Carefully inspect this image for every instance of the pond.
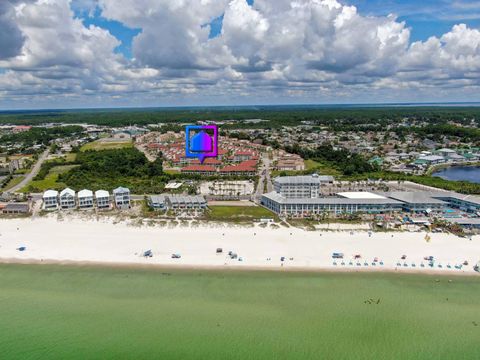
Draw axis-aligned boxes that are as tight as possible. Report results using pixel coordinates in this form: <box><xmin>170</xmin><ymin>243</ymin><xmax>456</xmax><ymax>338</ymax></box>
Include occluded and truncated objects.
<box><xmin>432</xmin><ymin>166</ymin><xmax>480</xmax><ymax>183</ymax></box>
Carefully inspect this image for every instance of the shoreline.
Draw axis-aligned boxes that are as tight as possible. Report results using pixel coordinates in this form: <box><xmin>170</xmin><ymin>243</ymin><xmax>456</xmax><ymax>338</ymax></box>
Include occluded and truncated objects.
<box><xmin>1</xmin><ymin>257</ymin><xmax>479</xmax><ymax>277</ymax></box>
<box><xmin>1</xmin><ymin>216</ymin><xmax>479</xmax><ymax>276</ymax></box>
<box><xmin>428</xmin><ymin>161</ymin><xmax>480</xmax><ymax>178</ymax></box>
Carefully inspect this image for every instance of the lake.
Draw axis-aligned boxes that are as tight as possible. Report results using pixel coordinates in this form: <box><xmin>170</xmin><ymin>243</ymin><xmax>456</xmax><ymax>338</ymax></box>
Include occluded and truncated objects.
<box><xmin>432</xmin><ymin>166</ymin><xmax>480</xmax><ymax>183</ymax></box>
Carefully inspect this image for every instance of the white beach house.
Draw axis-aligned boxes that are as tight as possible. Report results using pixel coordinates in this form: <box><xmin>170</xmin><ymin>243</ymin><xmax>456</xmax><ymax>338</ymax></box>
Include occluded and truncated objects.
<box><xmin>42</xmin><ymin>189</ymin><xmax>59</xmax><ymax>210</ymax></box>
<box><xmin>95</xmin><ymin>190</ymin><xmax>110</xmax><ymax>209</ymax></box>
<box><xmin>59</xmin><ymin>188</ymin><xmax>76</xmax><ymax>209</ymax></box>
<box><xmin>113</xmin><ymin>187</ymin><xmax>130</xmax><ymax>209</ymax></box>
<box><xmin>78</xmin><ymin>189</ymin><xmax>94</xmax><ymax>209</ymax></box>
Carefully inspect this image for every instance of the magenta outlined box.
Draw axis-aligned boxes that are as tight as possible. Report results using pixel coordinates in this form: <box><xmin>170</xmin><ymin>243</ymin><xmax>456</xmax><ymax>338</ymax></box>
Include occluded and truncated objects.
<box><xmin>185</xmin><ymin>125</ymin><xmax>218</xmax><ymax>163</ymax></box>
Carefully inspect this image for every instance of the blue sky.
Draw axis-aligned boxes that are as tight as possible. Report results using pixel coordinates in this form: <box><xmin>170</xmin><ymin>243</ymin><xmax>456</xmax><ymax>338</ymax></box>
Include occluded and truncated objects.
<box><xmin>348</xmin><ymin>0</ymin><xmax>480</xmax><ymax>41</ymax></box>
<box><xmin>74</xmin><ymin>7</ymin><xmax>141</xmax><ymax>59</ymax></box>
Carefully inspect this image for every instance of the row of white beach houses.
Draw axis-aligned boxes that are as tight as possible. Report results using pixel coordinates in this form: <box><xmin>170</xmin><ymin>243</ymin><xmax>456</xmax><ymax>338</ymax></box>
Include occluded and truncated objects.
<box><xmin>43</xmin><ymin>187</ymin><xmax>131</xmax><ymax>211</ymax></box>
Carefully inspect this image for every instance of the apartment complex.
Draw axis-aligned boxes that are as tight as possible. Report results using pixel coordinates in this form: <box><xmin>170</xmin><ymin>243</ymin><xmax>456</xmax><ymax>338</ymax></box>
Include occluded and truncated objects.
<box><xmin>149</xmin><ymin>194</ymin><xmax>207</xmax><ymax>211</ymax></box>
<box><xmin>273</xmin><ymin>175</ymin><xmax>334</xmax><ymax>199</ymax></box>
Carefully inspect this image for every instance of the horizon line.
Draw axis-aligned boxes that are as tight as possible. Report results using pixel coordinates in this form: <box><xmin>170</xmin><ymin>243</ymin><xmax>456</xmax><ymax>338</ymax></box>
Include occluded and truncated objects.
<box><xmin>1</xmin><ymin>101</ymin><xmax>480</xmax><ymax>113</ymax></box>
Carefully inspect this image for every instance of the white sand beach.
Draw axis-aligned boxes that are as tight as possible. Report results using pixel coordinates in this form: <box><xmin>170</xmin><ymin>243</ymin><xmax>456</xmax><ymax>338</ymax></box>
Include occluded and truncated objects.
<box><xmin>1</xmin><ymin>216</ymin><xmax>479</xmax><ymax>274</ymax></box>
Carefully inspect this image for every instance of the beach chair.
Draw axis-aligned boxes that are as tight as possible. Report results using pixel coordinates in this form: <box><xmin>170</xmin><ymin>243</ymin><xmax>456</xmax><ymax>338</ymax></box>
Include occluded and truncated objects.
<box><xmin>438</xmin><ymin>264</ymin><xmax>443</xmax><ymax>268</ymax></box>
<box><xmin>372</xmin><ymin>262</ymin><xmax>376</xmax><ymax>266</ymax></box>
<box><xmin>411</xmin><ymin>263</ymin><xmax>416</xmax><ymax>267</ymax></box>
<box><xmin>333</xmin><ymin>261</ymin><xmax>337</xmax><ymax>266</ymax></box>
<box><xmin>420</xmin><ymin>263</ymin><xmax>425</xmax><ymax>268</ymax></box>
<box><xmin>396</xmin><ymin>262</ymin><xmax>401</xmax><ymax>266</ymax></box>
<box><xmin>447</xmin><ymin>264</ymin><xmax>451</xmax><ymax>269</ymax></box>
<box><xmin>349</xmin><ymin>261</ymin><xmax>353</xmax><ymax>266</ymax></box>
<box><xmin>403</xmin><ymin>263</ymin><xmax>408</xmax><ymax>267</ymax></box>
<box><xmin>356</xmin><ymin>262</ymin><xmax>361</xmax><ymax>266</ymax></box>
<box><xmin>379</xmin><ymin>261</ymin><xmax>384</xmax><ymax>266</ymax></box>
<box><xmin>341</xmin><ymin>262</ymin><xmax>345</xmax><ymax>266</ymax></box>
<box><xmin>364</xmin><ymin>262</ymin><xmax>368</xmax><ymax>266</ymax></box>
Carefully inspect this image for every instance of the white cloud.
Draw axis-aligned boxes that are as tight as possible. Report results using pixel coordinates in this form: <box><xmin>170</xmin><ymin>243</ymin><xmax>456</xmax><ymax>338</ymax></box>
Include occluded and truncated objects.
<box><xmin>0</xmin><ymin>0</ymin><xmax>480</xmax><ymax>108</ymax></box>
<box><xmin>0</xmin><ymin>1</ymin><xmax>25</xmax><ymax>60</ymax></box>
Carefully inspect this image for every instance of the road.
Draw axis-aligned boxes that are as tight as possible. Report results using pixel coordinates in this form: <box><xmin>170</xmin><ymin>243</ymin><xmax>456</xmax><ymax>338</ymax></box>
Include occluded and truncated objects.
<box><xmin>254</xmin><ymin>153</ymin><xmax>273</xmax><ymax>203</ymax></box>
<box><xmin>8</xmin><ymin>149</ymin><xmax>50</xmax><ymax>194</ymax></box>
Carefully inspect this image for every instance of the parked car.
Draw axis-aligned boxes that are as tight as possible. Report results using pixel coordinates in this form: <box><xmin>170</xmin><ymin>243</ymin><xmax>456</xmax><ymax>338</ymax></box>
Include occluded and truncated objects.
<box><xmin>171</xmin><ymin>253</ymin><xmax>181</xmax><ymax>259</ymax></box>
<box><xmin>143</xmin><ymin>250</ymin><xmax>153</xmax><ymax>257</ymax></box>
<box><xmin>332</xmin><ymin>252</ymin><xmax>344</xmax><ymax>259</ymax></box>
<box><xmin>216</xmin><ymin>248</ymin><xmax>223</xmax><ymax>254</ymax></box>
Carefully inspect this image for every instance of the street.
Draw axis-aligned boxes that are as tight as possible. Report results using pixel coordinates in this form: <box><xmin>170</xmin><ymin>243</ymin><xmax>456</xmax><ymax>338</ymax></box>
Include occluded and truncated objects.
<box><xmin>7</xmin><ymin>149</ymin><xmax>50</xmax><ymax>194</ymax></box>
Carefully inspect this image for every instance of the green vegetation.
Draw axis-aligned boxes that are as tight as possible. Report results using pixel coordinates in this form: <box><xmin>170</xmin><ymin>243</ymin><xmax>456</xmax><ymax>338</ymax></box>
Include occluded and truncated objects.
<box><xmin>286</xmin><ymin>144</ymin><xmax>378</xmax><ymax>176</ymax></box>
<box><xmin>204</xmin><ymin>205</ymin><xmax>277</xmax><ymax>222</ymax></box>
<box><xmin>304</xmin><ymin>159</ymin><xmax>322</xmax><ymax>170</ymax></box>
<box><xmin>1</xmin><ymin>106</ymin><xmax>479</xmax><ymax>131</ymax></box>
<box><xmin>58</xmin><ymin>148</ymin><xmax>166</xmax><ymax>193</ymax></box>
<box><xmin>21</xmin><ymin>173</ymin><xmax>66</xmax><ymax>193</ymax></box>
<box><xmin>1</xmin><ymin>264</ymin><xmax>480</xmax><ymax>360</ymax></box>
<box><xmin>80</xmin><ymin>139</ymin><xmax>133</xmax><ymax>151</ymax></box>
<box><xmin>344</xmin><ymin>171</ymin><xmax>480</xmax><ymax>194</ymax></box>
<box><xmin>0</xmin><ymin>175</ymin><xmax>24</xmax><ymax>191</ymax></box>
<box><xmin>0</xmin><ymin>126</ymin><xmax>84</xmax><ymax>149</ymax></box>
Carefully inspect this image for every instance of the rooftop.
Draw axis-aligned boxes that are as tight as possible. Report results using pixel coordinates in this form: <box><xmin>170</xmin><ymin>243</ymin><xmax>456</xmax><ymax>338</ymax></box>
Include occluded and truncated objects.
<box><xmin>60</xmin><ymin>188</ymin><xmax>75</xmax><ymax>197</ymax></box>
<box><xmin>78</xmin><ymin>189</ymin><xmax>93</xmax><ymax>198</ymax></box>
<box><xmin>113</xmin><ymin>187</ymin><xmax>130</xmax><ymax>194</ymax></box>
<box><xmin>338</xmin><ymin>192</ymin><xmax>386</xmax><ymax>200</ymax></box>
<box><xmin>385</xmin><ymin>192</ymin><xmax>446</xmax><ymax>205</ymax></box>
<box><xmin>95</xmin><ymin>190</ymin><xmax>110</xmax><ymax>197</ymax></box>
<box><xmin>262</xmin><ymin>192</ymin><xmax>402</xmax><ymax>205</ymax></box>
<box><xmin>43</xmin><ymin>189</ymin><xmax>58</xmax><ymax>198</ymax></box>
<box><xmin>274</xmin><ymin>175</ymin><xmax>334</xmax><ymax>184</ymax></box>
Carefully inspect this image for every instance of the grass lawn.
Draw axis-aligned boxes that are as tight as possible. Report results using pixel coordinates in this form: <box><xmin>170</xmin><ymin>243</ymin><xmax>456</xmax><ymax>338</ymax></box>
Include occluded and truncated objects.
<box><xmin>19</xmin><ymin>165</ymin><xmax>78</xmax><ymax>192</ymax></box>
<box><xmin>271</xmin><ymin>160</ymin><xmax>341</xmax><ymax>178</ymax></box>
<box><xmin>20</xmin><ymin>173</ymin><xmax>65</xmax><ymax>192</ymax></box>
<box><xmin>304</xmin><ymin>159</ymin><xmax>342</xmax><ymax>175</ymax></box>
<box><xmin>80</xmin><ymin>139</ymin><xmax>133</xmax><ymax>152</ymax></box>
<box><xmin>48</xmin><ymin>164</ymin><xmax>79</xmax><ymax>175</ymax></box>
<box><xmin>0</xmin><ymin>264</ymin><xmax>479</xmax><ymax>360</ymax></box>
<box><xmin>62</xmin><ymin>152</ymin><xmax>77</xmax><ymax>162</ymax></box>
<box><xmin>205</xmin><ymin>205</ymin><xmax>278</xmax><ymax>222</ymax></box>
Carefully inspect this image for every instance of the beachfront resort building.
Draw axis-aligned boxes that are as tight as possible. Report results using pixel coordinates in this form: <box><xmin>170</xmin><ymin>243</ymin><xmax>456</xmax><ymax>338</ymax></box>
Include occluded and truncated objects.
<box><xmin>42</xmin><ymin>190</ymin><xmax>59</xmax><ymax>210</ymax></box>
<box><xmin>262</xmin><ymin>176</ymin><xmax>480</xmax><ymax>218</ymax></box>
<box><xmin>95</xmin><ymin>190</ymin><xmax>110</xmax><ymax>209</ymax></box>
<box><xmin>59</xmin><ymin>188</ymin><xmax>76</xmax><ymax>209</ymax></box>
<box><xmin>113</xmin><ymin>187</ymin><xmax>131</xmax><ymax>209</ymax></box>
<box><xmin>262</xmin><ymin>191</ymin><xmax>402</xmax><ymax>217</ymax></box>
<box><xmin>78</xmin><ymin>189</ymin><xmax>94</xmax><ymax>209</ymax></box>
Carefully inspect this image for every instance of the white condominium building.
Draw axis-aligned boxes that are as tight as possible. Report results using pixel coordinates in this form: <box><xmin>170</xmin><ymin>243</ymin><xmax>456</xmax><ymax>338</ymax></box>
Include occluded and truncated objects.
<box><xmin>42</xmin><ymin>189</ymin><xmax>59</xmax><ymax>210</ymax></box>
<box><xmin>59</xmin><ymin>188</ymin><xmax>76</xmax><ymax>209</ymax></box>
<box><xmin>78</xmin><ymin>189</ymin><xmax>94</xmax><ymax>209</ymax></box>
<box><xmin>95</xmin><ymin>190</ymin><xmax>110</xmax><ymax>209</ymax></box>
<box><xmin>273</xmin><ymin>174</ymin><xmax>334</xmax><ymax>199</ymax></box>
<box><xmin>113</xmin><ymin>187</ymin><xmax>131</xmax><ymax>209</ymax></box>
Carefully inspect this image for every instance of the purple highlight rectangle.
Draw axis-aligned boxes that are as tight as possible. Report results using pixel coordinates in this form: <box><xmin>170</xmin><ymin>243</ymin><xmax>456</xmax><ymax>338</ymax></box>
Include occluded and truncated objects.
<box><xmin>185</xmin><ymin>125</ymin><xmax>218</xmax><ymax>163</ymax></box>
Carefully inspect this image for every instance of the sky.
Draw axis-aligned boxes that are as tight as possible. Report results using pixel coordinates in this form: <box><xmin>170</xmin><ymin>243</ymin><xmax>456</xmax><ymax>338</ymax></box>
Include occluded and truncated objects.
<box><xmin>0</xmin><ymin>0</ymin><xmax>480</xmax><ymax>110</ymax></box>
